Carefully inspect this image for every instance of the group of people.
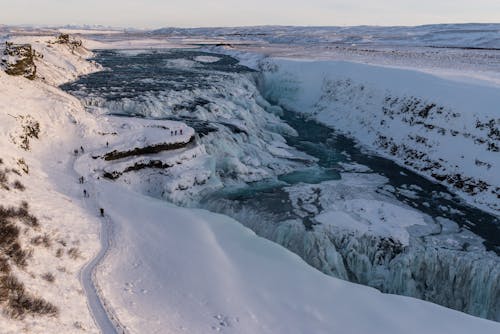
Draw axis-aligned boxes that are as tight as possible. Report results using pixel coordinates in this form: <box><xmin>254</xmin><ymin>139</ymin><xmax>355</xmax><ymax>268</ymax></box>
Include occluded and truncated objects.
<box><xmin>76</xmin><ymin>145</ymin><xmax>105</xmax><ymax>217</ymax></box>
<box><xmin>170</xmin><ymin>128</ymin><xmax>183</xmax><ymax>136</ymax></box>
<box><xmin>80</xmin><ymin>177</ymin><xmax>105</xmax><ymax>216</ymax></box>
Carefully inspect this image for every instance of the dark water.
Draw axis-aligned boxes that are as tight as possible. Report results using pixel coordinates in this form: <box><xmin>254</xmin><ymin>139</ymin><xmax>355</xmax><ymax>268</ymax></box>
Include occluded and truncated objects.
<box><xmin>61</xmin><ymin>49</ymin><xmax>255</xmax><ymax>101</ymax></box>
<box><xmin>209</xmin><ymin>110</ymin><xmax>500</xmax><ymax>253</ymax></box>
<box><xmin>283</xmin><ymin>112</ymin><xmax>500</xmax><ymax>252</ymax></box>
<box><xmin>61</xmin><ymin>49</ymin><xmax>500</xmax><ymax>254</ymax></box>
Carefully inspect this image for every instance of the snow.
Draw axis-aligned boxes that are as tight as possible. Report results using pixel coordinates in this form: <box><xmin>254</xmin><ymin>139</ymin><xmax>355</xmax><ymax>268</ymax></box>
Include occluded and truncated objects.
<box><xmin>259</xmin><ymin>58</ymin><xmax>500</xmax><ymax>213</ymax></box>
<box><xmin>150</xmin><ymin>24</ymin><xmax>500</xmax><ymax>49</ymax></box>
<box><xmin>6</xmin><ymin>35</ymin><xmax>101</xmax><ymax>85</ymax></box>
<box><xmin>96</xmin><ymin>180</ymin><xmax>500</xmax><ymax>334</ymax></box>
<box><xmin>194</xmin><ymin>55</ymin><xmax>221</xmax><ymax>63</ymax></box>
<box><xmin>316</xmin><ymin>199</ymin><xmax>426</xmax><ymax>245</ymax></box>
<box><xmin>82</xmin><ymin>38</ymin><xmax>196</xmax><ymax>51</ymax></box>
<box><xmin>0</xmin><ymin>44</ymin><xmax>101</xmax><ymax>332</ymax></box>
<box><xmin>1</xmin><ymin>27</ymin><xmax>499</xmax><ymax>333</ymax></box>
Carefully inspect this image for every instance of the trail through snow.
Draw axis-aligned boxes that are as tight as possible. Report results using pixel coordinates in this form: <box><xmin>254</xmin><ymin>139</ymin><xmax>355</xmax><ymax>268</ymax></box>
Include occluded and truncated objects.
<box><xmin>76</xmin><ymin>157</ymin><xmax>122</xmax><ymax>334</ymax></box>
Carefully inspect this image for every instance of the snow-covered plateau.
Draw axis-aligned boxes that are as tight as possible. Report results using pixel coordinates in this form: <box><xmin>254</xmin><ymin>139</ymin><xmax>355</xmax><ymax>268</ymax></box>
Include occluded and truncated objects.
<box><xmin>0</xmin><ymin>25</ymin><xmax>499</xmax><ymax>333</ymax></box>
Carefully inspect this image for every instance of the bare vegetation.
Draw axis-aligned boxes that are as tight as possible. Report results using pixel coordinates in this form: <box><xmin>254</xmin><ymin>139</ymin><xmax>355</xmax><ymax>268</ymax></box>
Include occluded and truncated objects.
<box><xmin>0</xmin><ymin>202</ymin><xmax>39</xmax><ymax>267</ymax></box>
<box><xmin>16</xmin><ymin>158</ymin><xmax>29</xmax><ymax>174</ymax></box>
<box><xmin>0</xmin><ymin>202</ymin><xmax>58</xmax><ymax>319</ymax></box>
<box><xmin>1</xmin><ymin>274</ymin><xmax>58</xmax><ymax>319</ymax></box>
<box><xmin>31</xmin><ymin>234</ymin><xmax>51</xmax><ymax>248</ymax></box>
<box><xmin>1</xmin><ymin>42</ymin><xmax>37</xmax><ymax>80</ymax></box>
<box><xmin>13</xmin><ymin>115</ymin><xmax>40</xmax><ymax>151</ymax></box>
<box><xmin>41</xmin><ymin>272</ymin><xmax>55</xmax><ymax>283</ymax></box>
<box><xmin>12</xmin><ymin>180</ymin><xmax>25</xmax><ymax>191</ymax></box>
<box><xmin>0</xmin><ymin>169</ymin><xmax>9</xmax><ymax>190</ymax></box>
<box><xmin>67</xmin><ymin>247</ymin><xmax>81</xmax><ymax>260</ymax></box>
<box><xmin>55</xmin><ymin>248</ymin><xmax>63</xmax><ymax>258</ymax></box>
<box><xmin>53</xmin><ymin>34</ymin><xmax>83</xmax><ymax>50</ymax></box>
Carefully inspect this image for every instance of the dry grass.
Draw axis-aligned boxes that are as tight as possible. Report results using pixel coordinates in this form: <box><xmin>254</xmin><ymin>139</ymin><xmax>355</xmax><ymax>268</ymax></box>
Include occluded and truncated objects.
<box><xmin>41</xmin><ymin>272</ymin><xmax>55</xmax><ymax>283</ymax></box>
<box><xmin>0</xmin><ymin>201</ymin><xmax>59</xmax><ymax>319</ymax></box>
<box><xmin>12</xmin><ymin>180</ymin><xmax>25</xmax><ymax>191</ymax></box>
<box><xmin>31</xmin><ymin>234</ymin><xmax>51</xmax><ymax>248</ymax></box>
<box><xmin>4</xmin><ymin>276</ymin><xmax>59</xmax><ymax>319</ymax></box>
<box><xmin>0</xmin><ymin>169</ymin><xmax>9</xmax><ymax>191</ymax></box>
<box><xmin>67</xmin><ymin>247</ymin><xmax>81</xmax><ymax>260</ymax></box>
<box><xmin>16</xmin><ymin>159</ymin><xmax>29</xmax><ymax>174</ymax></box>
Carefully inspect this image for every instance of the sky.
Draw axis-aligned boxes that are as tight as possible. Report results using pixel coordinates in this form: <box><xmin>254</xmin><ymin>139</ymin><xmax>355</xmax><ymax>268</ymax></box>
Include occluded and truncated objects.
<box><xmin>1</xmin><ymin>0</ymin><xmax>499</xmax><ymax>28</ymax></box>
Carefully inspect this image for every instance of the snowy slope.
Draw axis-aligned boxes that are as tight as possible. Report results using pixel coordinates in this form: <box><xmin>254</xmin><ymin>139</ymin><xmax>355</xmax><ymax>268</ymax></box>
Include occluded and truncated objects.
<box><xmin>0</xmin><ymin>39</ymin><xmax>102</xmax><ymax>332</ymax></box>
<box><xmin>95</xmin><ymin>180</ymin><xmax>500</xmax><ymax>334</ymax></box>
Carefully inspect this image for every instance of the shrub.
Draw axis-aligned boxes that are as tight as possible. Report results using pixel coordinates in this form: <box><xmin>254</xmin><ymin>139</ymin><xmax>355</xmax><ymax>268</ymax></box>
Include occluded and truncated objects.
<box><xmin>41</xmin><ymin>272</ymin><xmax>55</xmax><ymax>283</ymax></box>
<box><xmin>16</xmin><ymin>159</ymin><xmax>29</xmax><ymax>174</ymax></box>
<box><xmin>12</xmin><ymin>180</ymin><xmax>25</xmax><ymax>191</ymax></box>
<box><xmin>0</xmin><ymin>169</ymin><xmax>8</xmax><ymax>190</ymax></box>
<box><xmin>0</xmin><ymin>257</ymin><xmax>10</xmax><ymax>275</ymax></box>
<box><xmin>7</xmin><ymin>290</ymin><xmax>58</xmax><ymax>319</ymax></box>
<box><xmin>0</xmin><ymin>274</ymin><xmax>58</xmax><ymax>319</ymax></box>
<box><xmin>0</xmin><ymin>202</ymin><xmax>58</xmax><ymax>320</ymax></box>
<box><xmin>4</xmin><ymin>242</ymin><xmax>30</xmax><ymax>267</ymax></box>
<box><xmin>31</xmin><ymin>234</ymin><xmax>51</xmax><ymax>248</ymax></box>
<box><xmin>0</xmin><ymin>275</ymin><xmax>24</xmax><ymax>304</ymax></box>
<box><xmin>19</xmin><ymin>117</ymin><xmax>40</xmax><ymax>151</ymax></box>
<box><xmin>67</xmin><ymin>247</ymin><xmax>81</xmax><ymax>260</ymax></box>
<box><xmin>0</xmin><ymin>203</ymin><xmax>40</xmax><ymax>267</ymax></box>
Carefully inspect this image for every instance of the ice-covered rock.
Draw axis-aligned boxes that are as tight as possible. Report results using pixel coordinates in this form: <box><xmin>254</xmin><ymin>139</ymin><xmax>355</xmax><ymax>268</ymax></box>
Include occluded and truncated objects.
<box><xmin>62</xmin><ymin>50</ymin><xmax>314</xmax><ymax>189</ymax></box>
<box><xmin>205</xmin><ymin>173</ymin><xmax>500</xmax><ymax>321</ymax></box>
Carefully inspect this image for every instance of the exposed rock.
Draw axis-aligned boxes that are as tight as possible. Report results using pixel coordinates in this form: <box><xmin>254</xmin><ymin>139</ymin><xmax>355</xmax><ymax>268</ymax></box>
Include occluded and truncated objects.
<box><xmin>103</xmin><ymin>135</ymin><xmax>195</xmax><ymax>161</ymax></box>
<box><xmin>1</xmin><ymin>42</ymin><xmax>37</xmax><ymax>80</ymax></box>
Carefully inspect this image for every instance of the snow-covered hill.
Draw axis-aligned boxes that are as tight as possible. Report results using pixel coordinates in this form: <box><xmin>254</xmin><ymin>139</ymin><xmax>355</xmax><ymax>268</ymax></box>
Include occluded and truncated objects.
<box><xmin>151</xmin><ymin>24</ymin><xmax>500</xmax><ymax>49</ymax></box>
<box><xmin>0</xmin><ymin>36</ymin><xmax>101</xmax><ymax>333</ymax></box>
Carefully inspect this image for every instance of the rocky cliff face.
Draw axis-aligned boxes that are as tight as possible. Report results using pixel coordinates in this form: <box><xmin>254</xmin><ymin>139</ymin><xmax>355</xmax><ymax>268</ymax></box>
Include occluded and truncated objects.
<box><xmin>260</xmin><ymin>59</ymin><xmax>500</xmax><ymax>214</ymax></box>
<box><xmin>1</xmin><ymin>42</ymin><xmax>37</xmax><ymax>80</ymax></box>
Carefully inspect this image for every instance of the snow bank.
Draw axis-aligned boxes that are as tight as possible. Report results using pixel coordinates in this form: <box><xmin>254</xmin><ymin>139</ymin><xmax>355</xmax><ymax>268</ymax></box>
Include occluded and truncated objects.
<box><xmin>259</xmin><ymin>58</ymin><xmax>500</xmax><ymax>213</ymax></box>
<box><xmin>96</xmin><ymin>180</ymin><xmax>500</xmax><ymax>334</ymax></box>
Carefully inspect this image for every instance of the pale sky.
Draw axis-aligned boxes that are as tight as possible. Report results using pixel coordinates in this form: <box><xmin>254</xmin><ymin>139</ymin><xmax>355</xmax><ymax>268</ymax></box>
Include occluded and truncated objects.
<box><xmin>1</xmin><ymin>0</ymin><xmax>499</xmax><ymax>28</ymax></box>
